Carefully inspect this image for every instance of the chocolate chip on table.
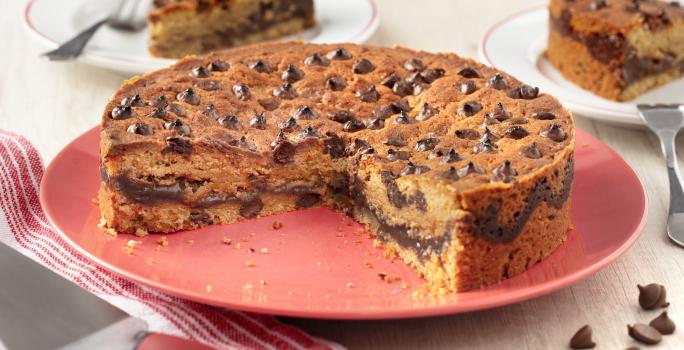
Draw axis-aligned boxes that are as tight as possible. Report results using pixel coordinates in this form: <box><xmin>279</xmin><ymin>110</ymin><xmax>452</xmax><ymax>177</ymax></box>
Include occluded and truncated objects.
<box><xmin>457</xmin><ymin>162</ymin><xmax>484</xmax><ymax>177</ymax></box>
<box><xmin>326</xmin><ymin>47</ymin><xmax>353</xmax><ymax>60</ymax></box>
<box><xmin>247</xmin><ymin>59</ymin><xmax>273</xmax><ymax>73</ymax></box>
<box><xmin>121</xmin><ymin>94</ymin><xmax>144</xmax><ymax>107</ymax></box>
<box><xmin>293</xmin><ymin>105</ymin><xmax>319</xmax><ymax>120</ymax></box>
<box><xmin>628</xmin><ymin>324</ymin><xmax>662</xmax><ymax>345</ymax></box>
<box><xmin>532</xmin><ymin>112</ymin><xmax>556</xmax><ymax>120</ymax></box>
<box><xmin>541</xmin><ymin>124</ymin><xmax>567</xmax><ymax>142</ymax></box>
<box><xmin>436</xmin><ymin>167</ymin><xmax>460</xmax><ymax>180</ymax></box>
<box><xmin>415</xmin><ymin>137</ymin><xmax>439</xmax><ymax>152</ymax></box>
<box><xmin>366</xmin><ymin>117</ymin><xmax>385</xmax><ymax>130</ymax></box>
<box><xmin>218</xmin><ymin>115</ymin><xmax>241</xmax><ymax>130</ymax></box>
<box><xmin>326</xmin><ymin>76</ymin><xmax>347</xmax><ymax>91</ymax></box>
<box><xmin>386</xmin><ymin>148</ymin><xmax>410</xmax><ymax>161</ymax></box>
<box><xmin>177</xmin><ymin>88</ymin><xmax>200</xmax><ymax>105</ymax></box>
<box><xmin>459</xmin><ymin>80</ymin><xmax>478</xmax><ymax>95</ymax></box>
<box><xmin>249</xmin><ymin>113</ymin><xmax>266</xmax><ymax>129</ymax></box>
<box><xmin>392</xmin><ymin>80</ymin><xmax>414</xmax><ymax>97</ymax></box>
<box><xmin>258</xmin><ymin>98</ymin><xmax>280</xmax><ymax>111</ymax></box>
<box><xmin>649</xmin><ymin>311</ymin><xmax>676</xmax><ymax>335</ymax></box>
<box><xmin>272</xmin><ymin>140</ymin><xmax>296</xmax><ymax>164</ymax></box>
<box><xmin>638</xmin><ymin>283</ymin><xmax>669</xmax><ymax>310</ymax></box>
<box><xmin>304</xmin><ymin>53</ymin><xmax>331</xmax><ymax>66</ymax></box>
<box><xmin>357</xmin><ymin>85</ymin><xmax>380</xmax><ymax>102</ymax></box>
<box><xmin>493</xmin><ymin>160</ymin><xmax>517</xmax><ymax>183</ymax></box>
<box><xmin>403</xmin><ymin>57</ymin><xmax>427</xmax><ymax>72</ymax></box>
<box><xmin>163</xmin><ymin>136</ymin><xmax>192</xmax><ymax>155</ymax></box>
<box><xmin>232</xmin><ymin>84</ymin><xmax>251</xmax><ymax>101</ymax></box>
<box><xmin>505</xmin><ymin>126</ymin><xmax>529</xmax><ymax>139</ymax></box>
<box><xmin>352</xmin><ymin>58</ymin><xmax>375</xmax><ymax>74</ymax></box>
<box><xmin>442</xmin><ymin>148</ymin><xmax>461</xmax><ymax>163</ymax></box>
<box><xmin>486</xmin><ymin>73</ymin><xmax>508</xmax><ymax>90</ymax></box>
<box><xmin>190</xmin><ymin>66</ymin><xmax>212</xmax><ymax>78</ymax></box>
<box><xmin>416</xmin><ymin>103</ymin><xmax>437</xmax><ymax>121</ymax></box>
<box><xmin>195</xmin><ymin>79</ymin><xmax>222</xmax><ymax>91</ymax></box>
<box><xmin>164</xmin><ymin>118</ymin><xmax>191</xmax><ymax>136</ymax></box>
<box><xmin>273</xmin><ymin>83</ymin><xmax>298</xmax><ymax>99</ymax></box>
<box><xmin>328</xmin><ymin>110</ymin><xmax>354</xmax><ymax>123</ymax></box>
<box><xmin>279</xmin><ymin>116</ymin><xmax>298</xmax><ymax>131</ymax></box>
<box><xmin>508</xmin><ymin>85</ymin><xmax>539</xmax><ymax>99</ymax></box>
<box><xmin>458</xmin><ymin>67</ymin><xmax>480</xmax><ymax>78</ymax></box>
<box><xmin>126</xmin><ymin>123</ymin><xmax>153</xmax><ymax>135</ymax></box>
<box><xmin>343</xmin><ymin>118</ymin><xmax>366</xmax><ymax>132</ymax></box>
<box><xmin>394</xmin><ymin>111</ymin><xmax>412</xmax><ymax>124</ymax></box>
<box><xmin>207</xmin><ymin>60</ymin><xmax>229</xmax><ymax>72</ymax></box>
<box><xmin>281</xmin><ymin>64</ymin><xmax>305</xmax><ymax>82</ymax></box>
<box><xmin>420</xmin><ymin>68</ymin><xmax>445</xmax><ymax>83</ymax></box>
<box><xmin>458</xmin><ymin>101</ymin><xmax>483</xmax><ymax>117</ymax></box>
<box><xmin>381</xmin><ymin>73</ymin><xmax>401</xmax><ymax>88</ymax></box>
<box><xmin>520</xmin><ymin>142</ymin><xmax>542</xmax><ymax>159</ymax></box>
<box><xmin>569</xmin><ymin>325</ymin><xmax>596</xmax><ymax>349</ymax></box>
<box><xmin>239</xmin><ymin>197</ymin><xmax>263</xmax><ymax>218</ymax></box>
<box><xmin>110</xmin><ymin>105</ymin><xmax>133</xmax><ymax>120</ymax></box>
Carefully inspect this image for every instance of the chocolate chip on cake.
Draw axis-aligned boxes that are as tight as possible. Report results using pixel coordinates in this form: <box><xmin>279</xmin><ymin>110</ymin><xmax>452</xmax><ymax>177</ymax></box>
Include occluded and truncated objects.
<box><xmin>507</xmin><ymin>117</ymin><xmax>529</xmax><ymax>124</ymax></box>
<box><xmin>248</xmin><ymin>59</ymin><xmax>273</xmax><ymax>73</ymax></box>
<box><xmin>304</xmin><ymin>52</ymin><xmax>331</xmax><ymax>66</ymax></box>
<box><xmin>415</xmin><ymin>137</ymin><xmax>439</xmax><ymax>152</ymax></box>
<box><xmin>195</xmin><ymin>79</ymin><xmax>222</xmax><ymax>91</ymax></box>
<box><xmin>272</xmin><ymin>140</ymin><xmax>296</xmax><ymax>164</ymax></box>
<box><xmin>366</xmin><ymin>118</ymin><xmax>385</xmax><ymax>130</ymax></box>
<box><xmin>149</xmin><ymin>94</ymin><xmax>168</xmax><ymax>108</ymax></box>
<box><xmin>459</xmin><ymin>80</ymin><xmax>478</xmax><ymax>95</ymax></box>
<box><xmin>520</xmin><ymin>142</ymin><xmax>542</xmax><ymax>159</ymax></box>
<box><xmin>590</xmin><ymin>0</ymin><xmax>608</xmax><ymax>10</ymax></box>
<box><xmin>357</xmin><ymin>85</ymin><xmax>380</xmax><ymax>102</ymax></box>
<box><xmin>458</xmin><ymin>67</ymin><xmax>481</xmax><ymax>78</ymax></box>
<box><xmin>436</xmin><ymin>166</ymin><xmax>460</xmax><ymax>180</ymax></box>
<box><xmin>296</xmin><ymin>193</ymin><xmax>321</xmax><ymax>208</ymax></box>
<box><xmin>218</xmin><ymin>115</ymin><xmax>241</xmax><ymax>130</ymax></box>
<box><xmin>164</xmin><ymin>118</ymin><xmax>191</xmax><ymax>136</ymax></box>
<box><xmin>455</xmin><ymin>129</ymin><xmax>480</xmax><ymax>140</ymax></box>
<box><xmin>352</xmin><ymin>58</ymin><xmax>375</xmax><ymax>74</ymax></box>
<box><xmin>207</xmin><ymin>60</ymin><xmax>229</xmax><ymax>72</ymax></box>
<box><xmin>148</xmin><ymin>107</ymin><xmax>168</xmax><ymax>119</ymax></box>
<box><xmin>416</xmin><ymin>103</ymin><xmax>438</xmax><ymax>121</ymax></box>
<box><xmin>649</xmin><ymin>311</ymin><xmax>676</xmax><ymax>335</ymax></box>
<box><xmin>344</xmin><ymin>118</ymin><xmax>366</xmax><ymax>132</ymax></box>
<box><xmin>190</xmin><ymin>66</ymin><xmax>212</xmax><ymax>78</ymax></box>
<box><xmin>541</xmin><ymin>124</ymin><xmax>567</xmax><ymax>142</ymax></box>
<box><xmin>293</xmin><ymin>105</ymin><xmax>319</xmax><ymax>120</ymax></box>
<box><xmin>121</xmin><ymin>94</ymin><xmax>144</xmax><ymax>107</ymax></box>
<box><xmin>400</xmin><ymin>162</ymin><xmax>417</xmax><ymax>176</ymax></box>
<box><xmin>384</xmin><ymin>133</ymin><xmax>407</xmax><ymax>147</ymax></box>
<box><xmin>420</xmin><ymin>68</ymin><xmax>446</xmax><ymax>83</ymax></box>
<box><xmin>249</xmin><ymin>113</ymin><xmax>266</xmax><ymax>129</ymax></box>
<box><xmin>493</xmin><ymin>160</ymin><xmax>517</xmax><ymax>183</ymax></box>
<box><xmin>489</xmin><ymin>102</ymin><xmax>512</xmax><ymax>121</ymax></box>
<box><xmin>381</xmin><ymin>73</ymin><xmax>401</xmax><ymax>88</ymax></box>
<box><xmin>392</xmin><ymin>80</ymin><xmax>414</xmax><ymax>97</ymax></box>
<box><xmin>232</xmin><ymin>84</ymin><xmax>251</xmax><ymax>101</ymax></box>
<box><xmin>273</xmin><ymin>83</ymin><xmax>298</xmax><ymax>99</ymax></box>
<box><xmin>508</xmin><ymin>85</ymin><xmax>539</xmax><ymax>99</ymax></box>
<box><xmin>473</xmin><ymin>131</ymin><xmax>498</xmax><ymax>154</ymax></box>
<box><xmin>177</xmin><ymin>88</ymin><xmax>200</xmax><ymax>105</ymax></box>
<box><xmin>239</xmin><ymin>197</ymin><xmax>263</xmax><ymax>218</ymax></box>
<box><xmin>505</xmin><ymin>126</ymin><xmax>529</xmax><ymax>139</ymax></box>
<box><xmin>163</xmin><ymin>136</ymin><xmax>192</xmax><ymax>155</ymax></box>
<box><xmin>110</xmin><ymin>105</ymin><xmax>133</xmax><ymax>120</ymax></box>
<box><xmin>458</xmin><ymin>101</ymin><xmax>483</xmax><ymax>117</ymax></box>
<box><xmin>638</xmin><ymin>283</ymin><xmax>669</xmax><ymax>310</ymax></box>
<box><xmin>301</xmin><ymin>126</ymin><xmax>321</xmax><ymax>138</ymax></box>
<box><xmin>386</xmin><ymin>148</ymin><xmax>411</xmax><ymax>161</ymax></box>
<box><xmin>350</xmin><ymin>138</ymin><xmax>374</xmax><ymax>155</ymax></box>
<box><xmin>326</xmin><ymin>76</ymin><xmax>347</xmax><ymax>91</ymax></box>
<box><xmin>486</xmin><ymin>73</ymin><xmax>508</xmax><ymax>90</ymax></box>
<box><xmin>127</xmin><ymin>123</ymin><xmax>153</xmax><ymax>135</ymax></box>
<box><xmin>202</xmin><ymin>104</ymin><xmax>220</xmax><ymax>119</ymax></box>
<box><xmin>533</xmin><ymin>112</ymin><xmax>556</xmax><ymax>120</ymax></box>
<box><xmin>279</xmin><ymin>116</ymin><xmax>298</xmax><ymax>131</ymax></box>
<box><xmin>326</xmin><ymin>47</ymin><xmax>352</xmax><ymax>60</ymax></box>
<box><xmin>282</xmin><ymin>64</ymin><xmax>305</xmax><ymax>82</ymax></box>
<box><xmin>413</xmin><ymin>83</ymin><xmax>430</xmax><ymax>95</ymax></box>
<box><xmin>457</xmin><ymin>162</ymin><xmax>484</xmax><ymax>177</ymax></box>
<box><xmin>569</xmin><ymin>325</ymin><xmax>596</xmax><ymax>349</ymax></box>
<box><xmin>168</xmin><ymin>103</ymin><xmax>187</xmax><ymax>117</ymax></box>
<box><xmin>328</xmin><ymin>110</ymin><xmax>354</xmax><ymax>123</ymax></box>
<box><xmin>442</xmin><ymin>148</ymin><xmax>461</xmax><ymax>163</ymax></box>
<box><xmin>258</xmin><ymin>98</ymin><xmax>280</xmax><ymax>111</ymax></box>
<box><xmin>404</xmin><ymin>57</ymin><xmax>427</xmax><ymax>72</ymax></box>
<box><xmin>628</xmin><ymin>324</ymin><xmax>662</xmax><ymax>345</ymax></box>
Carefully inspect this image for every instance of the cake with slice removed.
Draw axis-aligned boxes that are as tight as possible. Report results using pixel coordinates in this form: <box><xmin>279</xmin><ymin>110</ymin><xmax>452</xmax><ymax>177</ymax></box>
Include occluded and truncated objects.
<box><xmin>99</xmin><ymin>42</ymin><xmax>575</xmax><ymax>293</ymax></box>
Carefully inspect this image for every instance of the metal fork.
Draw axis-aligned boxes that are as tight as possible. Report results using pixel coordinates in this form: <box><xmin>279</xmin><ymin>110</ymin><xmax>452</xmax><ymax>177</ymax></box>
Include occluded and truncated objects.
<box><xmin>42</xmin><ymin>0</ymin><xmax>149</xmax><ymax>61</ymax></box>
<box><xmin>638</xmin><ymin>104</ymin><xmax>684</xmax><ymax>247</ymax></box>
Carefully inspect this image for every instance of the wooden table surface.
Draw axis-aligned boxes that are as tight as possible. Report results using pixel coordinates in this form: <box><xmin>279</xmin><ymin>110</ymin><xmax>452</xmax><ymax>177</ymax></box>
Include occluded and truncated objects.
<box><xmin>2</xmin><ymin>0</ymin><xmax>682</xmax><ymax>348</ymax></box>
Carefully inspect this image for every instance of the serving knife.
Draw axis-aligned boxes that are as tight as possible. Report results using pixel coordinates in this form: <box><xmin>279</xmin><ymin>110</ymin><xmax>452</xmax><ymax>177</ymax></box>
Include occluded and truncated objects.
<box><xmin>0</xmin><ymin>242</ymin><xmax>214</xmax><ymax>350</ymax></box>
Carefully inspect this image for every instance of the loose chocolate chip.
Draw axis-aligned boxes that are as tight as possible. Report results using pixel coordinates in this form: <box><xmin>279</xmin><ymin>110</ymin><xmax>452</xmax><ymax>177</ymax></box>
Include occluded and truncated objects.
<box><xmin>436</xmin><ymin>167</ymin><xmax>460</xmax><ymax>180</ymax></box>
<box><xmin>384</xmin><ymin>133</ymin><xmax>407</xmax><ymax>147</ymax></box>
<box><xmin>457</xmin><ymin>162</ymin><xmax>484</xmax><ymax>177</ymax></box>
<box><xmin>293</xmin><ymin>105</ymin><xmax>319</xmax><ymax>120</ymax></box>
<box><xmin>540</xmin><ymin>124</ymin><xmax>567</xmax><ymax>142</ymax></box>
<box><xmin>126</xmin><ymin>123</ymin><xmax>153</xmax><ymax>135</ymax></box>
<box><xmin>207</xmin><ymin>60</ymin><xmax>229</xmax><ymax>72</ymax></box>
<box><xmin>273</xmin><ymin>83</ymin><xmax>298</xmax><ymax>100</ymax></box>
<box><xmin>195</xmin><ymin>79</ymin><xmax>222</xmax><ymax>91</ymax></box>
<box><xmin>455</xmin><ymin>129</ymin><xmax>480</xmax><ymax>140</ymax></box>
<box><xmin>403</xmin><ymin>58</ymin><xmax>426</xmax><ymax>72</ymax></box>
<box><xmin>459</xmin><ymin>80</ymin><xmax>477</xmax><ymax>95</ymax></box>
<box><xmin>357</xmin><ymin>85</ymin><xmax>380</xmax><ymax>102</ymax></box>
<box><xmin>218</xmin><ymin>115</ymin><xmax>241</xmax><ymax>130</ymax></box>
<box><xmin>168</xmin><ymin>103</ymin><xmax>187</xmax><ymax>117</ymax></box>
<box><xmin>121</xmin><ymin>94</ymin><xmax>144</xmax><ymax>107</ymax></box>
<box><xmin>272</xmin><ymin>140</ymin><xmax>296</xmax><ymax>164</ymax></box>
<box><xmin>304</xmin><ymin>53</ymin><xmax>331</xmax><ymax>66</ymax></box>
<box><xmin>505</xmin><ymin>126</ymin><xmax>529</xmax><ymax>139</ymax></box>
<box><xmin>232</xmin><ymin>84</ymin><xmax>251</xmax><ymax>101</ymax></box>
<box><xmin>279</xmin><ymin>116</ymin><xmax>298</xmax><ymax>131</ymax></box>
<box><xmin>416</xmin><ymin>103</ymin><xmax>438</xmax><ymax>121</ymax></box>
<box><xmin>458</xmin><ymin>101</ymin><xmax>483</xmax><ymax>117</ymax></box>
<box><xmin>258</xmin><ymin>98</ymin><xmax>281</xmax><ymax>111</ymax></box>
<box><xmin>628</xmin><ymin>324</ymin><xmax>662</xmax><ymax>345</ymax></box>
<box><xmin>327</xmin><ymin>110</ymin><xmax>354</xmax><ymax>123</ymax></box>
<box><xmin>148</xmin><ymin>107</ymin><xmax>168</xmax><ymax>119</ymax></box>
<box><xmin>248</xmin><ymin>59</ymin><xmax>273</xmax><ymax>73</ymax></box>
<box><xmin>507</xmin><ymin>117</ymin><xmax>529</xmax><ymax>124</ymax></box>
<box><xmin>392</xmin><ymin>80</ymin><xmax>414</xmax><ymax>97</ymax></box>
<box><xmin>249</xmin><ymin>113</ymin><xmax>266</xmax><ymax>129</ymax></box>
<box><xmin>520</xmin><ymin>142</ymin><xmax>542</xmax><ymax>159</ymax></box>
<box><xmin>649</xmin><ymin>311</ymin><xmax>676</xmax><ymax>335</ymax></box>
<box><xmin>509</xmin><ymin>85</ymin><xmax>539</xmax><ymax>99</ymax></box>
<box><xmin>296</xmin><ymin>193</ymin><xmax>321</xmax><ymax>208</ymax></box>
<box><xmin>163</xmin><ymin>136</ymin><xmax>192</xmax><ymax>155</ymax></box>
<box><xmin>381</xmin><ymin>73</ymin><xmax>401</xmax><ymax>88</ymax></box>
<box><xmin>569</xmin><ymin>325</ymin><xmax>596</xmax><ymax>349</ymax></box>
<box><xmin>458</xmin><ymin>67</ymin><xmax>480</xmax><ymax>78</ymax></box>
<box><xmin>366</xmin><ymin>118</ymin><xmax>385</xmax><ymax>130</ymax></box>
<box><xmin>486</xmin><ymin>73</ymin><xmax>508</xmax><ymax>90</ymax></box>
<box><xmin>442</xmin><ymin>148</ymin><xmax>461</xmax><ymax>163</ymax></box>
<box><xmin>413</xmin><ymin>83</ymin><xmax>430</xmax><ymax>95</ymax></box>
<box><xmin>177</xmin><ymin>88</ymin><xmax>200</xmax><ymax>105</ymax></box>
<box><xmin>493</xmin><ymin>160</ymin><xmax>517</xmax><ymax>183</ymax></box>
<box><xmin>110</xmin><ymin>105</ymin><xmax>133</xmax><ymax>120</ymax></box>
<box><xmin>326</xmin><ymin>48</ymin><xmax>353</xmax><ymax>60</ymax></box>
<box><xmin>394</xmin><ymin>111</ymin><xmax>413</xmax><ymax>124</ymax></box>
<box><xmin>532</xmin><ymin>112</ymin><xmax>556</xmax><ymax>120</ymax></box>
<box><xmin>281</xmin><ymin>64</ymin><xmax>305</xmax><ymax>82</ymax></box>
<box><xmin>400</xmin><ymin>162</ymin><xmax>417</xmax><ymax>176</ymax></box>
<box><xmin>190</xmin><ymin>66</ymin><xmax>212</xmax><ymax>78</ymax></box>
<box><xmin>638</xmin><ymin>283</ymin><xmax>669</xmax><ymax>310</ymax></box>
<box><xmin>324</xmin><ymin>133</ymin><xmax>346</xmax><ymax>158</ymax></box>
<box><xmin>326</xmin><ymin>76</ymin><xmax>347</xmax><ymax>91</ymax></box>
<box><xmin>352</xmin><ymin>58</ymin><xmax>375</xmax><ymax>74</ymax></box>
<box><xmin>420</xmin><ymin>68</ymin><xmax>445</xmax><ymax>83</ymax></box>
<box><xmin>415</xmin><ymin>137</ymin><xmax>439</xmax><ymax>152</ymax></box>
<box><xmin>164</xmin><ymin>118</ymin><xmax>191</xmax><ymax>136</ymax></box>
<box><xmin>202</xmin><ymin>104</ymin><xmax>220</xmax><ymax>119</ymax></box>
<box><xmin>239</xmin><ymin>197</ymin><xmax>263</xmax><ymax>218</ymax></box>
<box><xmin>149</xmin><ymin>94</ymin><xmax>168</xmax><ymax>108</ymax></box>
<box><xmin>301</xmin><ymin>126</ymin><xmax>321</xmax><ymax>138</ymax></box>
<box><xmin>344</xmin><ymin>118</ymin><xmax>366</xmax><ymax>132</ymax></box>
<box><xmin>490</xmin><ymin>102</ymin><xmax>511</xmax><ymax>121</ymax></box>
<box><xmin>590</xmin><ymin>0</ymin><xmax>607</xmax><ymax>10</ymax></box>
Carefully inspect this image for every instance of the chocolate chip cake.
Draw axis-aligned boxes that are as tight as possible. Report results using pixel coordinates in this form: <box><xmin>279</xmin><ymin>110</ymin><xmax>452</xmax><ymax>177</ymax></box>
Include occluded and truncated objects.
<box><xmin>99</xmin><ymin>42</ymin><xmax>575</xmax><ymax>293</ymax></box>
<box><xmin>548</xmin><ymin>0</ymin><xmax>684</xmax><ymax>101</ymax></box>
<box><xmin>148</xmin><ymin>0</ymin><xmax>315</xmax><ymax>58</ymax></box>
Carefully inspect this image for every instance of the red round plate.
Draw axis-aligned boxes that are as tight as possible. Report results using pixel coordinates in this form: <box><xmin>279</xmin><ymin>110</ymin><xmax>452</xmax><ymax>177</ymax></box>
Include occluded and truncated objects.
<box><xmin>40</xmin><ymin>127</ymin><xmax>647</xmax><ymax>319</ymax></box>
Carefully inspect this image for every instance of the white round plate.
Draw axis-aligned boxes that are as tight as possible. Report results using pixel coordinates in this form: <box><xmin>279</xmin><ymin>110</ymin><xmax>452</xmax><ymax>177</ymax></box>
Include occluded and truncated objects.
<box><xmin>24</xmin><ymin>0</ymin><xmax>380</xmax><ymax>75</ymax></box>
<box><xmin>478</xmin><ymin>6</ymin><xmax>684</xmax><ymax>126</ymax></box>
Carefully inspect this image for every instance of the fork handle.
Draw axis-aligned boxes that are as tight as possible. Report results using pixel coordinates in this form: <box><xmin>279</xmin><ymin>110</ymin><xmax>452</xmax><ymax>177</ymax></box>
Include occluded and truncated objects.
<box><xmin>41</xmin><ymin>18</ymin><xmax>108</xmax><ymax>61</ymax></box>
<box><xmin>656</xmin><ymin>129</ymin><xmax>684</xmax><ymax>212</ymax></box>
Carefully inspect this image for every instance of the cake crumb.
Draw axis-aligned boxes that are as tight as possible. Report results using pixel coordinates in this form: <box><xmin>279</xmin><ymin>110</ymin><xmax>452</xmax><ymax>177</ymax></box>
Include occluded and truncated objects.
<box><xmin>272</xmin><ymin>221</ymin><xmax>283</xmax><ymax>230</ymax></box>
<box><xmin>145</xmin><ymin>257</ymin><xmax>154</xmax><ymax>265</ymax></box>
<box><xmin>134</xmin><ymin>228</ymin><xmax>148</xmax><ymax>237</ymax></box>
<box><xmin>259</xmin><ymin>279</ymin><xmax>266</xmax><ymax>286</ymax></box>
<box><xmin>222</xmin><ymin>237</ymin><xmax>232</xmax><ymax>245</ymax></box>
<box><xmin>157</xmin><ymin>236</ymin><xmax>169</xmax><ymax>247</ymax></box>
<box><xmin>364</xmin><ymin>261</ymin><xmax>374</xmax><ymax>269</ymax></box>
<box><xmin>122</xmin><ymin>240</ymin><xmax>141</xmax><ymax>255</ymax></box>
<box><xmin>91</xmin><ymin>197</ymin><xmax>99</xmax><ymax>205</ymax></box>
<box><xmin>346</xmin><ymin>282</ymin><xmax>354</xmax><ymax>288</ymax></box>
<box><xmin>245</xmin><ymin>260</ymin><xmax>256</xmax><ymax>267</ymax></box>
<box><xmin>401</xmin><ymin>282</ymin><xmax>409</xmax><ymax>289</ymax></box>
<box><xmin>378</xmin><ymin>271</ymin><xmax>401</xmax><ymax>283</ymax></box>
<box><xmin>205</xmin><ymin>284</ymin><xmax>213</xmax><ymax>293</ymax></box>
<box><xmin>235</xmin><ymin>243</ymin><xmax>242</xmax><ymax>249</ymax></box>
<box><xmin>98</xmin><ymin>218</ymin><xmax>117</xmax><ymax>237</ymax></box>
<box><xmin>186</xmin><ymin>239</ymin><xmax>194</xmax><ymax>245</ymax></box>
<box><xmin>260</xmin><ymin>248</ymin><xmax>269</xmax><ymax>254</ymax></box>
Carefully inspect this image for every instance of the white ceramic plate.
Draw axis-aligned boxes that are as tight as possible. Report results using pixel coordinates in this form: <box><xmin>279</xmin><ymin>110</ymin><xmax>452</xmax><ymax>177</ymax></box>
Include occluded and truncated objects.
<box><xmin>478</xmin><ymin>6</ymin><xmax>684</xmax><ymax>126</ymax></box>
<box><xmin>24</xmin><ymin>0</ymin><xmax>380</xmax><ymax>75</ymax></box>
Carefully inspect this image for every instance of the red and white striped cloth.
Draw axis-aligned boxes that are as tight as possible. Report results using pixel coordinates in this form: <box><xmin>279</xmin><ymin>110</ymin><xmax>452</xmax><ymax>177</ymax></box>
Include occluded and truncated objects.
<box><xmin>0</xmin><ymin>129</ymin><xmax>337</xmax><ymax>350</ymax></box>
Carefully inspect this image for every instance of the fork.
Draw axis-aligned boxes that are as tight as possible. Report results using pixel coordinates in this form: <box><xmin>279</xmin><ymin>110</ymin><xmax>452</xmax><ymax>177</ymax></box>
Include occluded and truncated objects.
<box><xmin>638</xmin><ymin>104</ymin><xmax>684</xmax><ymax>247</ymax></box>
<box><xmin>41</xmin><ymin>0</ymin><xmax>149</xmax><ymax>61</ymax></box>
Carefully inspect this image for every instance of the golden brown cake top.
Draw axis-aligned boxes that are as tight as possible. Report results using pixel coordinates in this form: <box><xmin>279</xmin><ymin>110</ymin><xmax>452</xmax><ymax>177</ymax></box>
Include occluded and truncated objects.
<box><xmin>100</xmin><ymin>42</ymin><xmax>574</xmax><ymax>192</ymax></box>
<box><xmin>550</xmin><ymin>0</ymin><xmax>684</xmax><ymax>34</ymax></box>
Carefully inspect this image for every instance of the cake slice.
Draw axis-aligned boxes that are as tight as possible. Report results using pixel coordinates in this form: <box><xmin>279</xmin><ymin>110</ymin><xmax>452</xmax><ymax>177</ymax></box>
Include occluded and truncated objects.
<box><xmin>148</xmin><ymin>0</ymin><xmax>315</xmax><ymax>58</ymax></box>
<box><xmin>548</xmin><ymin>0</ymin><xmax>684</xmax><ymax>101</ymax></box>
<box><xmin>99</xmin><ymin>42</ymin><xmax>575</xmax><ymax>293</ymax></box>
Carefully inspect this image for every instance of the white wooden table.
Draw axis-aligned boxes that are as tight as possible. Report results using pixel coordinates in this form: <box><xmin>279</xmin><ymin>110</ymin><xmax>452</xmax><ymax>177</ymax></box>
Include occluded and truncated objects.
<box><xmin>1</xmin><ymin>0</ymin><xmax>682</xmax><ymax>348</ymax></box>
